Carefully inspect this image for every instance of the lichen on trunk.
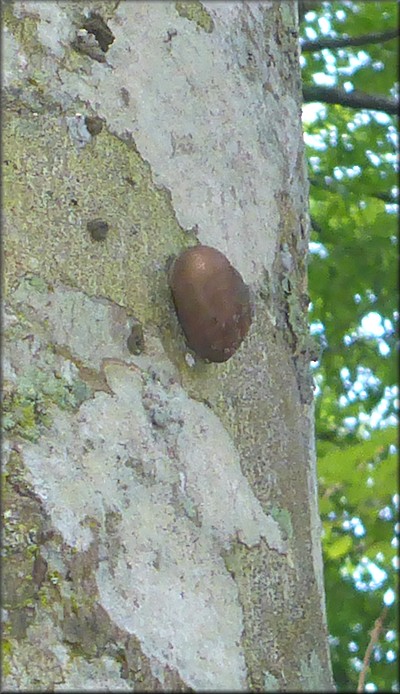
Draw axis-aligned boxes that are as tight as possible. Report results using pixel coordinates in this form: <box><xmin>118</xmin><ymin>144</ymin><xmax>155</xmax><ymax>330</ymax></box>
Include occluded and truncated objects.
<box><xmin>3</xmin><ymin>1</ymin><xmax>334</xmax><ymax>690</ymax></box>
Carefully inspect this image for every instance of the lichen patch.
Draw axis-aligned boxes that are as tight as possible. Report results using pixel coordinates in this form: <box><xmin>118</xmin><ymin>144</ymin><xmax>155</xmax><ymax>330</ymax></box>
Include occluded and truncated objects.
<box><xmin>9</xmin><ymin>283</ymin><xmax>285</xmax><ymax>689</ymax></box>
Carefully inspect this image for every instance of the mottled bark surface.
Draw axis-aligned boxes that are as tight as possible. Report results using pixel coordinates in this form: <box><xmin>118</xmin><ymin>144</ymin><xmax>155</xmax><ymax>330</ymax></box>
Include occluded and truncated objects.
<box><xmin>3</xmin><ymin>1</ymin><xmax>334</xmax><ymax>690</ymax></box>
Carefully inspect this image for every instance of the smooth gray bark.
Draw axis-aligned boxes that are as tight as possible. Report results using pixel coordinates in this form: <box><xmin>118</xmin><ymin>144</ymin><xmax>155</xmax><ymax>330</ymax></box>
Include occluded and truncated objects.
<box><xmin>3</xmin><ymin>1</ymin><xmax>334</xmax><ymax>690</ymax></box>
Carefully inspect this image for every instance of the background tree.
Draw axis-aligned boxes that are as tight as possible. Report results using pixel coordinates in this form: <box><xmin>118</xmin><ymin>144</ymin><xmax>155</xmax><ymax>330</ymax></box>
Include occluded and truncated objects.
<box><xmin>299</xmin><ymin>2</ymin><xmax>398</xmax><ymax>692</ymax></box>
<box><xmin>2</xmin><ymin>1</ymin><xmax>334</xmax><ymax>691</ymax></box>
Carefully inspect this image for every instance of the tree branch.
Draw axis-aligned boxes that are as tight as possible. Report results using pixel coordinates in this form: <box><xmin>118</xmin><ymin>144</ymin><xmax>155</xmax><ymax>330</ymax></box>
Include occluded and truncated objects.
<box><xmin>301</xmin><ymin>28</ymin><xmax>399</xmax><ymax>52</ymax></box>
<box><xmin>308</xmin><ymin>178</ymin><xmax>398</xmax><ymax>206</ymax></box>
<box><xmin>357</xmin><ymin>607</ymin><xmax>389</xmax><ymax>693</ymax></box>
<box><xmin>310</xmin><ymin>215</ymin><xmax>323</xmax><ymax>234</ymax></box>
<box><xmin>303</xmin><ymin>85</ymin><xmax>399</xmax><ymax>115</ymax></box>
<box><xmin>298</xmin><ymin>1</ymin><xmax>321</xmax><ymax>24</ymax></box>
<box><xmin>375</xmin><ymin>191</ymin><xmax>399</xmax><ymax>204</ymax></box>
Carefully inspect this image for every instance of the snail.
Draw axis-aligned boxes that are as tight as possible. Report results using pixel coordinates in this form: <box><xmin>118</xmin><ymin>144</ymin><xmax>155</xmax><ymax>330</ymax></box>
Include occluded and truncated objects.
<box><xmin>169</xmin><ymin>245</ymin><xmax>252</xmax><ymax>363</ymax></box>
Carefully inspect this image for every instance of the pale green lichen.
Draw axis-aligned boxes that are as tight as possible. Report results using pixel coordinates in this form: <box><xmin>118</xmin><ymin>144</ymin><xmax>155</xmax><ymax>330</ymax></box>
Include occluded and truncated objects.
<box><xmin>175</xmin><ymin>1</ymin><xmax>214</xmax><ymax>33</ymax></box>
<box><xmin>2</xmin><ymin>395</ymin><xmax>39</xmax><ymax>442</ymax></box>
<box><xmin>264</xmin><ymin>671</ymin><xmax>279</xmax><ymax>690</ymax></box>
<box><xmin>2</xmin><ymin>5</ymin><xmax>331</xmax><ymax>691</ymax></box>
<box><xmin>49</xmin><ymin>571</ymin><xmax>61</xmax><ymax>585</ymax></box>
<box><xmin>2</xmin><ymin>453</ymin><xmax>48</xmax><ymax>646</ymax></box>
<box><xmin>3</xmin><ymin>7</ymin><xmax>41</xmax><ymax>57</ymax></box>
<box><xmin>25</xmin><ymin>275</ymin><xmax>49</xmax><ymax>293</ymax></box>
<box><xmin>4</xmin><ymin>7</ymin><xmax>198</xmax><ymax>371</ymax></box>
<box><xmin>2</xmin><ymin>640</ymin><xmax>13</xmax><ymax>678</ymax></box>
<box><xmin>279</xmin><ymin>3</ymin><xmax>298</xmax><ymax>33</ymax></box>
<box><xmin>300</xmin><ymin>650</ymin><xmax>327</xmax><ymax>690</ymax></box>
<box><xmin>2</xmin><ymin>367</ymin><xmax>92</xmax><ymax>442</ymax></box>
<box><xmin>3</xmin><ymin>107</ymin><xmax>195</xmax><ymax>360</ymax></box>
<box><xmin>3</xmin><ymin>447</ymin><xmax>131</xmax><ymax>685</ymax></box>
<box><xmin>270</xmin><ymin>506</ymin><xmax>293</xmax><ymax>541</ymax></box>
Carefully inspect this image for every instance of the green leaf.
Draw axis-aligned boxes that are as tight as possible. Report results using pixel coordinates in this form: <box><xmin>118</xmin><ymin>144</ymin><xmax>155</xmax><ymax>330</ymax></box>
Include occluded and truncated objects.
<box><xmin>326</xmin><ymin>535</ymin><xmax>354</xmax><ymax>559</ymax></box>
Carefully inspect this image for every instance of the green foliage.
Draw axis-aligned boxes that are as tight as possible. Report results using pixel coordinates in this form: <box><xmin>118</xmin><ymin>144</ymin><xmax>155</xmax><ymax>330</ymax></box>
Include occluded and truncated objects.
<box><xmin>300</xmin><ymin>2</ymin><xmax>398</xmax><ymax>691</ymax></box>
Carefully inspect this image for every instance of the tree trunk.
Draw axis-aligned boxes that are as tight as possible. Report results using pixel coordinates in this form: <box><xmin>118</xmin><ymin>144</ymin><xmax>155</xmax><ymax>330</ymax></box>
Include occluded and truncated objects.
<box><xmin>3</xmin><ymin>1</ymin><xmax>334</xmax><ymax>690</ymax></box>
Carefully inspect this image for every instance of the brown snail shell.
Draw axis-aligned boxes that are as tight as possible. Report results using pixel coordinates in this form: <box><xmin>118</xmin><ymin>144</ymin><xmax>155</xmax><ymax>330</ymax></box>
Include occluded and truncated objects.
<box><xmin>169</xmin><ymin>245</ymin><xmax>252</xmax><ymax>363</ymax></box>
